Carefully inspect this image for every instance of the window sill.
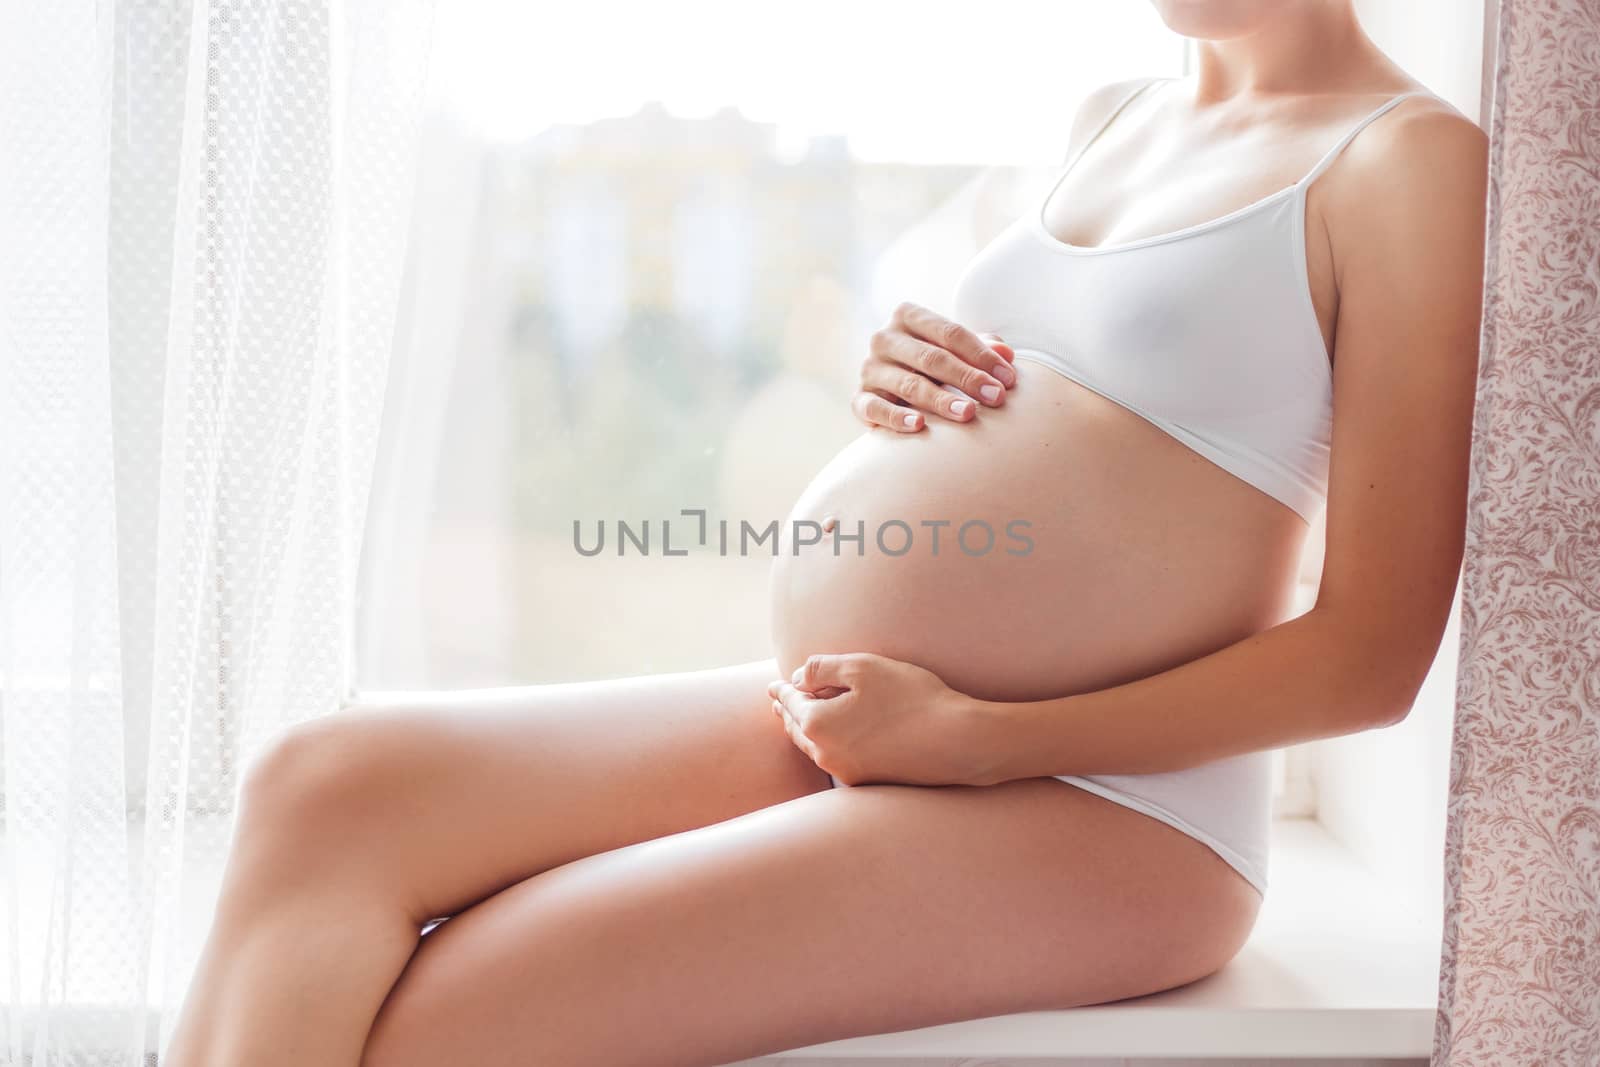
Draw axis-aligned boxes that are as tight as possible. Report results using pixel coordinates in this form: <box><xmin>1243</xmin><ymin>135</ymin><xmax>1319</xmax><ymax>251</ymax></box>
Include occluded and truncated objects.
<box><xmin>746</xmin><ymin>817</ymin><xmax>1438</xmax><ymax>1062</ymax></box>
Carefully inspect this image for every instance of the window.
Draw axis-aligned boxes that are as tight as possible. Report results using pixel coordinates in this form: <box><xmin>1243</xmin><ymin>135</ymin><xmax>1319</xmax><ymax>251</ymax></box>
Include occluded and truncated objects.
<box><xmin>356</xmin><ymin>2</ymin><xmax>1187</xmax><ymax>690</ymax></box>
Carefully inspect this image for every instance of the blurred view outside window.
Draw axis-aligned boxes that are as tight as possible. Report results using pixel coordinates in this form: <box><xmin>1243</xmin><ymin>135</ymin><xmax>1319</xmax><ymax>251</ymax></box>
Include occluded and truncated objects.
<box><xmin>356</xmin><ymin>2</ymin><xmax>1188</xmax><ymax>689</ymax></box>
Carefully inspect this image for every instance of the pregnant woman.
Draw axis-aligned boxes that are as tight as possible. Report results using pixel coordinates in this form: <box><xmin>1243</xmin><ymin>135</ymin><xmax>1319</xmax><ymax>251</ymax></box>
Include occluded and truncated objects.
<box><xmin>167</xmin><ymin>2</ymin><xmax>1488</xmax><ymax>1065</ymax></box>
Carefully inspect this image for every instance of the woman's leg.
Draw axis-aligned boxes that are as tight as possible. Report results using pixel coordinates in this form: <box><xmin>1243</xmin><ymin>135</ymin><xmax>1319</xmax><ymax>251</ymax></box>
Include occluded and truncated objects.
<box><xmin>164</xmin><ymin>659</ymin><xmax>831</xmax><ymax>1067</ymax></box>
<box><xmin>359</xmin><ymin>775</ymin><xmax>1261</xmax><ymax>1067</ymax></box>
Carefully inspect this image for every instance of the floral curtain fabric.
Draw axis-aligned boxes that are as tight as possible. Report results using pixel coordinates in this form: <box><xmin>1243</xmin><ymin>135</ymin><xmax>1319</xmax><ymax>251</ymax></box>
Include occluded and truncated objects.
<box><xmin>1434</xmin><ymin>0</ymin><xmax>1600</xmax><ymax>1063</ymax></box>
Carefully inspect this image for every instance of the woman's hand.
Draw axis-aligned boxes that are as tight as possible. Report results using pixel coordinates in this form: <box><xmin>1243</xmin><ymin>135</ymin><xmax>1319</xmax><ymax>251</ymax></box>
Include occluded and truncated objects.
<box><xmin>766</xmin><ymin>652</ymin><xmax>988</xmax><ymax>787</ymax></box>
<box><xmin>853</xmin><ymin>301</ymin><xmax>1017</xmax><ymax>432</ymax></box>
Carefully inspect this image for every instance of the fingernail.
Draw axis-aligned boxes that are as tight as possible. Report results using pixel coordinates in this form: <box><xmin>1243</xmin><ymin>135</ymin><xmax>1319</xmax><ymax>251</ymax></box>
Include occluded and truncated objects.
<box><xmin>902</xmin><ymin>413</ymin><xmax>919</xmax><ymax>429</ymax></box>
<box><xmin>993</xmin><ymin>361</ymin><xmax>1016</xmax><ymax>386</ymax></box>
<box><xmin>951</xmin><ymin>399</ymin><xmax>972</xmax><ymax>417</ymax></box>
<box><xmin>979</xmin><ymin>384</ymin><xmax>1001</xmax><ymax>404</ymax></box>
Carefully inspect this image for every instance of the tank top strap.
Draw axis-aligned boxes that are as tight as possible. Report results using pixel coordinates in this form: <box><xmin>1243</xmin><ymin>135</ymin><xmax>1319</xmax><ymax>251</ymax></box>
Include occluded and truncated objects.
<box><xmin>1296</xmin><ymin>89</ymin><xmax>1438</xmax><ymax>189</ymax></box>
<box><xmin>1039</xmin><ymin>76</ymin><xmax>1172</xmax><ymax>216</ymax></box>
<box><xmin>1060</xmin><ymin>76</ymin><xmax>1172</xmax><ymax>173</ymax></box>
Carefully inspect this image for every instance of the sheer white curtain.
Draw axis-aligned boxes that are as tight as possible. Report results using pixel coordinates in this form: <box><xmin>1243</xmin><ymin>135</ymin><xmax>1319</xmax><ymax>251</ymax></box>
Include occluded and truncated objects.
<box><xmin>0</xmin><ymin>1</ymin><xmax>433</xmax><ymax>1062</ymax></box>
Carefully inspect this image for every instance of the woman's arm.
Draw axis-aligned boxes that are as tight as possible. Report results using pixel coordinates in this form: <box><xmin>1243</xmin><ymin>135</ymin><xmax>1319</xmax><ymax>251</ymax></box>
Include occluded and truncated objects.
<box><xmin>964</xmin><ymin>103</ymin><xmax>1490</xmax><ymax>786</ymax></box>
<box><xmin>771</xmin><ymin>102</ymin><xmax>1488</xmax><ymax>790</ymax></box>
<box><xmin>966</xmin><ymin>607</ymin><xmax>1419</xmax><ymax>783</ymax></box>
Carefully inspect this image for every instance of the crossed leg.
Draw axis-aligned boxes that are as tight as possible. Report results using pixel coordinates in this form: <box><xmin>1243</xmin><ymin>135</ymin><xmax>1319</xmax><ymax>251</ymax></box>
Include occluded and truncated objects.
<box><xmin>359</xmin><ymin>774</ymin><xmax>1260</xmax><ymax>1067</ymax></box>
<box><xmin>164</xmin><ymin>659</ymin><xmax>835</xmax><ymax>1066</ymax></box>
<box><xmin>164</xmin><ymin>657</ymin><xmax>1259</xmax><ymax>1067</ymax></box>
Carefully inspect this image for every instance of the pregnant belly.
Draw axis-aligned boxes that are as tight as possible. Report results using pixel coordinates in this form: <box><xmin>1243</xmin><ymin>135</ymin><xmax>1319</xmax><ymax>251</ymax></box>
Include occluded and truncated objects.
<box><xmin>769</xmin><ymin>365</ymin><xmax>1310</xmax><ymax>704</ymax></box>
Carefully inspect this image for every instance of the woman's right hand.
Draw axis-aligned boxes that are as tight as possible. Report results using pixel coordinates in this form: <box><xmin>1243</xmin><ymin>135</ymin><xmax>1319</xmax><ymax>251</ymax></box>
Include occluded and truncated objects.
<box><xmin>852</xmin><ymin>300</ymin><xmax>1017</xmax><ymax>432</ymax></box>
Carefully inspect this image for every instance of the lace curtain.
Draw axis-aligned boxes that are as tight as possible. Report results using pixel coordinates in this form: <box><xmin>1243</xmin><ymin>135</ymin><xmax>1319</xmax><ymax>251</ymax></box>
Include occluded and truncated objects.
<box><xmin>0</xmin><ymin>1</ymin><xmax>433</xmax><ymax>1062</ymax></box>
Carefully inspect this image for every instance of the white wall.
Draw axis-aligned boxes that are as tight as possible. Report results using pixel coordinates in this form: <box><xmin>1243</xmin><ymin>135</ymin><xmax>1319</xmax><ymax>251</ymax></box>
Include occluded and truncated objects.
<box><xmin>1354</xmin><ymin>0</ymin><xmax>1489</xmax><ymax>122</ymax></box>
<box><xmin>1312</xmin><ymin>576</ymin><xmax>1462</xmax><ymax>933</ymax></box>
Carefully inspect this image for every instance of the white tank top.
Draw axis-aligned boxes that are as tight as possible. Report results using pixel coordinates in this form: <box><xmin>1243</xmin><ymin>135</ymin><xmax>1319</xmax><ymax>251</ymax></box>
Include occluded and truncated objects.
<box><xmin>951</xmin><ymin>77</ymin><xmax>1438</xmax><ymax>525</ymax></box>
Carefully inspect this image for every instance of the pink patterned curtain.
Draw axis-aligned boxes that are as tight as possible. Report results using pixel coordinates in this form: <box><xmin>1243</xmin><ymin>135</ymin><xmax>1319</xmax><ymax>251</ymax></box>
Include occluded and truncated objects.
<box><xmin>1433</xmin><ymin>0</ymin><xmax>1600</xmax><ymax>1064</ymax></box>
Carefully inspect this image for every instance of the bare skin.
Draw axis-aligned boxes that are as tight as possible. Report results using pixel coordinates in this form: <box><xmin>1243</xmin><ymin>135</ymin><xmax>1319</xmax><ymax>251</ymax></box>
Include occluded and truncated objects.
<box><xmin>164</xmin><ymin>1</ymin><xmax>1487</xmax><ymax>1064</ymax></box>
<box><xmin>773</xmin><ymin>359</ymin><xmax>1311</xmax><ymax>707</ymax></box>
<box><xmin>167</xmin><ymin>663</ymin><xmax>1255</xmax><ymax>1067</ymax></box>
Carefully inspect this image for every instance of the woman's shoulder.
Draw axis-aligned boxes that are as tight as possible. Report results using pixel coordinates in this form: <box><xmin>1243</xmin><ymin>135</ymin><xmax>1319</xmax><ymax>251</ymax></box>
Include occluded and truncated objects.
<box><xmin>1349</xmin><ymin>84</ymin><xmax>1481</xmax><ymax>145</ymax></box>
<box><xmin>1058</xmin><ymin>76</ymin><xmax>1169</xmax><ymax>162</ymax></box>
<box><xmin>1377</xmin><ymin>90</ymin><xmax>1484</xmax><ymax>153</ymax></box>
<box><xmin>1321</xmin><ymin>89</ymin><xmax>1487</xmax><ymax>211</ymax></box>
<box><xmin>1078</xmin><ymin>75</ymin><xmax>1169</xmax><ymax>113</ymax></box>
<box><xmin>1317</xmin><ymin>90</ymin><xmax>1488</xmax><ymax>338</ymax></box>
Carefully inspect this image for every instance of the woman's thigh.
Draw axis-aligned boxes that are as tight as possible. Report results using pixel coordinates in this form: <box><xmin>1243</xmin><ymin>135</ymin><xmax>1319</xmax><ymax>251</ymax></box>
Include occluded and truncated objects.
<box><xmin>259</xmin><ymin>659</ymin><xmax>831</xmax><ymax>924</ymax></box>
<box><xmin>359</xmin><ymin>776</ymin><xmax>1262</xmax><ymax>1067</ymax></box>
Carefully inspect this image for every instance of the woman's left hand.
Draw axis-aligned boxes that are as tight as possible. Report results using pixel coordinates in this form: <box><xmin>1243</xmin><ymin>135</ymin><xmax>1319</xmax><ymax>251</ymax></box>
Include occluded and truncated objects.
<box><xmin>766</xmin><ymin>653</ymin><xmax>986</xmax><ymax>787</ymax></box>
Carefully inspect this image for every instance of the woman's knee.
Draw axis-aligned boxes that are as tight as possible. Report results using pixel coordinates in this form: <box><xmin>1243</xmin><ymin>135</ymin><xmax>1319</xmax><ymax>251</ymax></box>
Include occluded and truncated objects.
<box><xmin>229</xmin><ymin>715</ymin><xmax>403</xmax><ymax>891</ymax></box>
